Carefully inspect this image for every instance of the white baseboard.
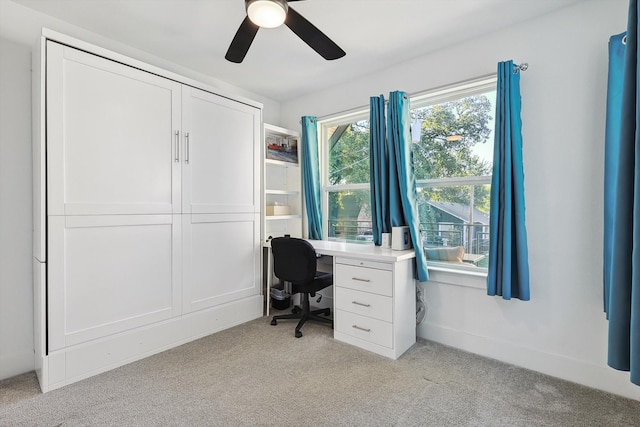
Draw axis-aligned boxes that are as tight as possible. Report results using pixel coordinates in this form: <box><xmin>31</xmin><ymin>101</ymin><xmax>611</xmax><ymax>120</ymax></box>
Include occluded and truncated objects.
<box><xmin>39</xmin><ymin>296</ymin><xmax>262</xmax><ymax>392</ymax></box>
<box><xmin>418</xmin><ymin>321</ymin><xmax>640</xmax><ymax>401</ymax></box>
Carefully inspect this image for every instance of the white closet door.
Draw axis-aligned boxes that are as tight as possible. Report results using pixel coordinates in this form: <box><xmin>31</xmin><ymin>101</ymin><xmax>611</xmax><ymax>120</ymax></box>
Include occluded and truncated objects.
<box><xmin>47</xmin><ymin>215</ymin><xmax>182</xmax><ymax>351</ymax></box>
<box><xmin>181</xmin><ymin>86</ymin><xmax>260</xmax><ymax>214</ymax></box>
<box><xmin>46</xmin><ymin>42</ymin><xmax>182</xmax><ymax>216</ymax></box>
<box><xmin>182</xmin><ymin>213</ymin><xmax>260</xmax><ymax>313</ymax></box>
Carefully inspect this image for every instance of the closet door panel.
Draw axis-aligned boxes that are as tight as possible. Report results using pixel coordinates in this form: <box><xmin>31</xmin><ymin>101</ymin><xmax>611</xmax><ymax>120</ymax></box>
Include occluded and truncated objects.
<box><xmin>182</xmin><ymin>87</ymin><xmax>260</xmax><ymax>214</ymax></box>
<box><xmin>46</xmin><ymin>42</ymin><xmax>181</xmax><ymax>216</ymax></box>
<box><xmin>48</xmin><ymin>215</ymin><xmax>182</xmax><ymax>351</ymax></box>
<box><xmin>182</xmin><ymin>213</ymin><xmax>260</xmax><ymax>313</ymax></box>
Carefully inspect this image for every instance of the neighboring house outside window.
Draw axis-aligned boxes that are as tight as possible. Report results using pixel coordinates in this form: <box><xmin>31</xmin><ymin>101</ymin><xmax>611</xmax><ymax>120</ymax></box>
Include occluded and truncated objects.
<box><xmin>319</xmin><ymin>77</ymin><xmax>496</xmax><ymax>272</ymax></box>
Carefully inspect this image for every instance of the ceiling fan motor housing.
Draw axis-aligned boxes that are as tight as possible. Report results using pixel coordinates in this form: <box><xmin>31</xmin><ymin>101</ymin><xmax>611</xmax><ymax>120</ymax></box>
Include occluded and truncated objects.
<box><xmin>245</xmin><ymin>0</ymin><xmax>289</xmax><ymax>28</ymax></box>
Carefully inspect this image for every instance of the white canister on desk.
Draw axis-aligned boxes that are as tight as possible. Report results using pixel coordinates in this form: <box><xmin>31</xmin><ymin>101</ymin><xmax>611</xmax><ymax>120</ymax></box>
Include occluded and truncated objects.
<box><xmin>391</xmin><ymin>226</ymin><xmax>412</xmax><ymax>250</ymax></box>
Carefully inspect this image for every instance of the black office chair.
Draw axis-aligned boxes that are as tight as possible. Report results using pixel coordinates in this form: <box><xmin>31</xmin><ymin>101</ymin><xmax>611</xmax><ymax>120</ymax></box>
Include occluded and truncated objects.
<box><xmin>270</xmin><ymin>236</ymin><xmax>333</xmax><ymax>338</ymax></box>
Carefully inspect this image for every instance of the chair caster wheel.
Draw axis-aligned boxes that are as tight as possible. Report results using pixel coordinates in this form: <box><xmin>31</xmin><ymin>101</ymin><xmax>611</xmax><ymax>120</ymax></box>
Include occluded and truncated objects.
<box><xmin>292</xmin><ymin>307</ymin><xmax>301</xmax><ymax>314</ymax></box>
<box><xmin>270</xmin><ymin>319</ymin><xmax>277</xmax><ymax>325</ymax></box>
<box><xmin>295</xmin><ymin>331</ymin><xmax>302</xmax><ymax>338</ymax></box>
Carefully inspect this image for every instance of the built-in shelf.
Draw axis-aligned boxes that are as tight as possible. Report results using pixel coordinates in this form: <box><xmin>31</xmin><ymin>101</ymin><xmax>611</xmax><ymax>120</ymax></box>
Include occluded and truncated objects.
<box><xmin>266</xmin><ymin>214</ymin><xmax>302</xmax><ymax>221</ymax></box>
<box><xmin>263</xmin><ymin>124</ymin><xmax>302</xmax><ymax>241</ymax></box>
<box><xmin>265</xmin><ymin>189</ymin><xmax>298</xmax><ymax>196</ymax></box>
<box><xmin>265</xmin><ymin>158</ymin><xmax>299</xmax><ymax>167</ymax></box>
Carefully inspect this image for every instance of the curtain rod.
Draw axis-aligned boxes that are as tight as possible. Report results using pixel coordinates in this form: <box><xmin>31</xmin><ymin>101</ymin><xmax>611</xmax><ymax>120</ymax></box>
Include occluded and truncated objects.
<box><xmin>300</xmin><ymin>65</ymin><xmax>529</xmax><ymax>124</ymax></box>
<box><xmin>514</xmin><ymin>62</ymin><xmax>528</xmax><ymax>74</ymax></box>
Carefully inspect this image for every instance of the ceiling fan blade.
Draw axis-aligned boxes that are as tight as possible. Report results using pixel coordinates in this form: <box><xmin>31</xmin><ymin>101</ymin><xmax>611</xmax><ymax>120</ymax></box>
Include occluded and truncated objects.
<box><xmin>225</xmin><ymin>16</ymin><xmax>260</xmax><ymax>63</ymax></box>
<box><xmin>285</xmin><ymin>6</ymin><xmax>345</xmax><ymax>60</ymax></box>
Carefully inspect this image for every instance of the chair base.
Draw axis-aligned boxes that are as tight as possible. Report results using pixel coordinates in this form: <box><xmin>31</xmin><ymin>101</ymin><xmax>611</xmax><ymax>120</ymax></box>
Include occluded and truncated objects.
<box><xmin>270</xmin><ymin>293</ymin><xmax>332</xmax><ymax>338</ymax></box>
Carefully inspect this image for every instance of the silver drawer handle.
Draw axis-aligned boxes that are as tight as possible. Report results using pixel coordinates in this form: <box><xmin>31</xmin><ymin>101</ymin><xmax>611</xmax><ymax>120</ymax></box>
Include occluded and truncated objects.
<box><xmin>352</xmin><ymin>277</ymin><xmax>371</xmax><ymax>282</ymax></box>
<box><xmin>352</xmin><ymin>301</ymin><xmax>371</xmax><ymax>307</ymax></box>
<box><xmin>352</xmin><ymin>325</ymin><xmax>371</xmax><ymax>332</ymax></box>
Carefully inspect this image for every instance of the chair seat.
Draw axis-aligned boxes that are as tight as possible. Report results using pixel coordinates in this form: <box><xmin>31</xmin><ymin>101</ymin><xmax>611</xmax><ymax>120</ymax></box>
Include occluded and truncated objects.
<box><xmin>292</xmin><ymin>272</ymin><xmax>333</xmax><ymax>295</ymax></box>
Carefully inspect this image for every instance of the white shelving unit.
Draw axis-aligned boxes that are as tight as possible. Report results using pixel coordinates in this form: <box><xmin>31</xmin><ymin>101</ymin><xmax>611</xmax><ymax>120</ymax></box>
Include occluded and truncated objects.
<box><xmin>263</xmin><ymin>124</ymin><xmax>303</xmax><ymax>241</ymax></box>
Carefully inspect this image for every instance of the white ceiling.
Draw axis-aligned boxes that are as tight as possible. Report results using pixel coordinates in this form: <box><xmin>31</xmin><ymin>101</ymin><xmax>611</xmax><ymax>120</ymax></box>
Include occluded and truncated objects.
<box><xmin>11</xmin><ymin>0</ymin><xmax>585</xmax><ymax>102</ymax></box>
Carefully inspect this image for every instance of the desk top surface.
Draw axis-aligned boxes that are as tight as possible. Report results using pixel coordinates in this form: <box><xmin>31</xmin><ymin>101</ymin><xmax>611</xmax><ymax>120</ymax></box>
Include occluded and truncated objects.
<box><xmin>265</xmin><ymin>239</ymin><xmax>416</xmax><ymax>263</ymax></box>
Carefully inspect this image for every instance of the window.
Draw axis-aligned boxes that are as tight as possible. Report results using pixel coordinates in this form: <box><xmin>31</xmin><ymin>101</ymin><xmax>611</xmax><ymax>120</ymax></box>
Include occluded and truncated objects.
<box><xmin>321</xmin><ymin>113</ymin><xmax>372</xmax><ymax>243</ymax></box>
<box><xmin>319</xmin><ymin>77</ymin><xmax>496</xmax><ymax>270</ymax></box>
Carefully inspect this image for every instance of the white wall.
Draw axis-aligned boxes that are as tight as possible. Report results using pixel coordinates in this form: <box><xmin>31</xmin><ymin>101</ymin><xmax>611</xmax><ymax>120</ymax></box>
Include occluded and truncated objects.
<box><xmin>281</xmin><ymin>0</ymin><xmax>640</xmax><ymax>400</ymax></box>
<box><xmin>0</xmin><ymin>37</ymin><xmax>34</xmax><ymax>379</ymax></box>
<box><xmin>0</xmin><ymin>1</ymin><xmax>282</xmax><ymax>380</ymax></box>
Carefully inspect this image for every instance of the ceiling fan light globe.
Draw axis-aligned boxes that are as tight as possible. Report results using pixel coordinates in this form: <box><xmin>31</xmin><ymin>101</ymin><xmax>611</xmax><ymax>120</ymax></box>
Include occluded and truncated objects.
<box><xmin>247</xmin><ymin>0</ymin><xmax>288</xmax><ymax>28</ymax></box>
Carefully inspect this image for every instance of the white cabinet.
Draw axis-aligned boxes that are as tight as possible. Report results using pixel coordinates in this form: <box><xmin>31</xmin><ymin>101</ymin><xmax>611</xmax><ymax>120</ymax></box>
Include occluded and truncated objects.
<box><xmin>182</xmin><ymin>87</ymin><xmax>260</xmax><ymax>215</ymax></box>
<box><xmin>263</xmin><ymin>124</ymin><xmax>302</xmax><ymax>240</ymax></box>
<box><xmin>333</xmin><ymin>256</ymin><xmax>416</xmax><ymax>360</ymax></box>
<box><xmin>182</xmin><ymin>213</ymin><xmax>260</xmax><ymax>313</ymax></box>
<box><xmin>46</xmin><ymin>42</ymin><xmax>182</xmax><ymax>216</ymax></box>
<box><xmin>47</xmin><ymin>215</ymin><xmax>181</xmax><ymax>351</ymax></box>
<box><xmin>34</xmin><ymin>32</ymin><xmax>263</xmax><ymax>392</ymax></box>
<box><xmin>179</xmin><ymin>87</ymin><xmax>261</xmax><ymax>316</ymax></box>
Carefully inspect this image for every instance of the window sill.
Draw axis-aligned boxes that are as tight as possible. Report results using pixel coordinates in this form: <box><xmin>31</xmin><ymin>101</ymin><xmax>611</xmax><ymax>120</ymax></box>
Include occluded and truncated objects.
<box><xmin>426</xmin><ymin>263</ymin><xmax>487</xmax><ymax>290</ymax></box>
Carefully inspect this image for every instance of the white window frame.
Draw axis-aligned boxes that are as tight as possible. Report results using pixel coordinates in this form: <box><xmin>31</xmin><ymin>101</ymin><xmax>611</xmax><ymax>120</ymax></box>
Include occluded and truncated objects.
<box><xmin>319</xmin><ymin>110</ymin><xmax>371</xmax><ymax>242</ymax></box>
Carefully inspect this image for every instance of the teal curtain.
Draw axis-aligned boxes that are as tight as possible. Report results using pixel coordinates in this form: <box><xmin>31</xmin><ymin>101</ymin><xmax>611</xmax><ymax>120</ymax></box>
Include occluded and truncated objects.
<box><xmin>604</xmin><ymin>0</ymin><xmax>640</xmax><ymax>386</ymax></box>
<box><xmin>487</xmin><ymin>60</ymin><xmax>530</xmax><ymax>301</ymax></box>
<box><xmin>604</xmin><ymin>32</ymin><xmax>626</xmax><ymax>316</ymax></box>
<box><xmin>386</xmin><ymin>91</ymin><xmax>429</xmax><ymax>282</ymax></box>
<box><xmin>387</xmin><ymin>93</ymin><xmax>407</xmax><ymax>230</ymax></box>
<box><xmin>369</xmin><ymin>95</ymin><xmax>390</xmax><ymax>246</ymax></box>
<box><xmin>301</xmin><ymin>116</ymin><xmax>323</xmax><ymax>240</ymax></box>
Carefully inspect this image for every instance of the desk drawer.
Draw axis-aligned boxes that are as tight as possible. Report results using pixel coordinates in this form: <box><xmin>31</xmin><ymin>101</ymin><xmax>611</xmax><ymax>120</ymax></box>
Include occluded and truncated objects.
<box><xmin>336</xmin><ymin>310</ymin><xmax>393</xmax><ymax>348</ymax></box>
<box><xmin>335</xmin><ymin>287</ymin><xmax>392</xmax><ymax>322</ymax></box>
<box><xmin>335</xmin><ymin>264</ymin><xmax>393</xmax><ymax>296</ymax></box>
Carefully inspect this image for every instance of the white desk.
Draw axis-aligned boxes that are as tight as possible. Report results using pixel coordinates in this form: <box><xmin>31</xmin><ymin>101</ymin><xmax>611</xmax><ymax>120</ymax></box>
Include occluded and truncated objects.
<box><xmin>265</xmin><ymin>239</ymin><xmax>417</xmax><ymax>359</ymax></box>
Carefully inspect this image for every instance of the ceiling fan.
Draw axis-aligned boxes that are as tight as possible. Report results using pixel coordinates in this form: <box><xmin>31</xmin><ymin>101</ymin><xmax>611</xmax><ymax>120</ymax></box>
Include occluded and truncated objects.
<box><xmin>225</xmin><ymin>0</ymin><xmax>346</xmax><ymax>63</ymax></box>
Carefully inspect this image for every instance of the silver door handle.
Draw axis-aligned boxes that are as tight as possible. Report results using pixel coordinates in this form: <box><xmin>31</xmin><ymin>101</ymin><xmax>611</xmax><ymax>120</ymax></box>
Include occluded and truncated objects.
<box><xmin>352</xmin><ymin>325</ymin><xmax>371</xmax><ymax>332</ymax></box>
<box><xmin>185</xmin><ymin>132</ymin><xmax>190</xmax><ymax>164</ymax></box>
<box><xmin>352</xmin><ymin>277</ymin><xmax>371</xmax><ymax>282</ymax></box>
<box><xmin>351</xmin><ymin>301</ymin><xmax>371</xmax><ymax>307</ymax></box>
<box><xmin>174</xmin><ymin>131</ymin><xmax>180</xmax><ymax>162</ymax></box>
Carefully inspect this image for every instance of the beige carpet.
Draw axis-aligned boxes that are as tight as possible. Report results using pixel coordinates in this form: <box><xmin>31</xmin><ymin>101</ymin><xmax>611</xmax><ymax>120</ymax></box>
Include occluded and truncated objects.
<box><xmin>1</xmin><ymin>316</ymin><xmax>639</xmax><ymax>426</ymax></box>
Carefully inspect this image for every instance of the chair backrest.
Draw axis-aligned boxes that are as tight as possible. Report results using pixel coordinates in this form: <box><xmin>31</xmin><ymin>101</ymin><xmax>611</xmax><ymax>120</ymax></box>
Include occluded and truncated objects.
<box><xmin>271</xmin><ymin>237</ymin><xmax>317</xmax><ymax>284</ymax></box>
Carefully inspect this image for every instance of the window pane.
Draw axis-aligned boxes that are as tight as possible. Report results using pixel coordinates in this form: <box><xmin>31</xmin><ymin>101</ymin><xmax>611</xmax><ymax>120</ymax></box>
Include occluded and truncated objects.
<box><xmin>327</xmin><ymin>189</ymin><xmax>372</xmax><ymax>243</ymax></box>
<box><xmin>411</xmin><ymin>92</ymin><xmax>495</xmax><ymax>180</ymax></box>
<box><xmin>411</xmin><ymin>89</ymin><xmax>495</xmax><ymax>269</ymax></box>
<box><xmin>328</xmin><ymin>121</ymin><xmax>370</xmax><ymax>185</ymax></box>
<box><xmin>417</xmin><ymin>184</ymin><xmax>490</xmax><ymax>267</ymax></box>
